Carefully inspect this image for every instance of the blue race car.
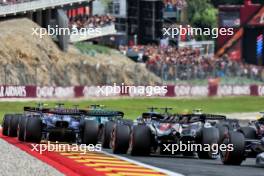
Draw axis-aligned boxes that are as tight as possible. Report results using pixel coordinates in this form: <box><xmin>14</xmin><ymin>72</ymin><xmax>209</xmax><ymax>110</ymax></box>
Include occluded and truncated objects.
<box><xmin>2</xmin><ymin>104</ymin><xmax>125</xmax><ymax>146</ymax></box>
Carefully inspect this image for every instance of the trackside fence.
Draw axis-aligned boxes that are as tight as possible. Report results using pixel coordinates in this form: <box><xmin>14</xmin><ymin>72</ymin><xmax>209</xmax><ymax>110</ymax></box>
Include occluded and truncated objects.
<box><xmin>0</xmin><ymin>85</ymin><xmax>263</xmax><ymax>98</ymax></box>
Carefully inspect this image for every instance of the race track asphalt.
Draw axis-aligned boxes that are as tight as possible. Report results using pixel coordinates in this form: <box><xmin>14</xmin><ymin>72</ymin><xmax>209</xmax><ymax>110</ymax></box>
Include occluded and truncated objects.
<box><xmin>104</xmin><ymin>149</ymin><xmax>264</xmax><ymax>176</ymax></box>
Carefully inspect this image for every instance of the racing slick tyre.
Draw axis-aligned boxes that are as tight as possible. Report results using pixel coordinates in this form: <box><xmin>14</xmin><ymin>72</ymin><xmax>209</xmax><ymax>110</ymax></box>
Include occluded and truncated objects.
<box><xmin>2</xmin><ymin>114</ymin><xmax>12</xmax><ymax>136</ymax></box>
<box><xmin>111</xmin><ymin>124</ymin><xmax>130</xmax><ymax>154</ymax></box>
<box><xmin>18</xmin><ymin>116</ymin><xmax>27</xmax><ymax>141</ymax></box>
<box><xmin>24</xmin><ymin>116</ymin><xmax>42</xmax><ymax>143</ymax></box>
<box><xmin>82</xmin><ymin>120</ymin><xmax>99</xmax><ymax>145</ymax></box>
<box><xmin>197</xmin><ymin>127</ymin><xmax>220</xmax><ymax>159</ymax></box>
<box><xmin>130</xmin><ymin>125</ymin><xmax>151</xmax><ymax>156</ymax></box>
<box><xmin>102</xmin><ymin>121</ymin><xmax>115</xmax><ymax>148</ymax></box>
<box><xmin>8</xmin><ymin>115</ymin><xmax>20</xmax><ymax>137</ymax></box>
<box><xmin>220</xmin><ymin>131</ymin><xmax>245</xmax><ymax>165</ymax></box>
<box><xmin>239</xmin><ymin>127</ymin><xmax>257</xmax><ymax>139</ymax></box>
<box><xmin>216</xmin><ymin>124</ymin><xmax>229</xmax><ymax>143</ymax></box>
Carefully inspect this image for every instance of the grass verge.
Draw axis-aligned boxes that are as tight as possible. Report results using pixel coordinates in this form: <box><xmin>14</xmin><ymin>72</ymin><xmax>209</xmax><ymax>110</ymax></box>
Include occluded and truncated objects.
<box><xmin>0</xmin><ymin>96</ymin><xmax>263</xmax><ymax>123</ymax></box>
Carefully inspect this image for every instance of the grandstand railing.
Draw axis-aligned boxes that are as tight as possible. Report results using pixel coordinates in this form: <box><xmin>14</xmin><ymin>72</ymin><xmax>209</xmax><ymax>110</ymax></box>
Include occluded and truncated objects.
<box><xmin>0</xmin><ymin>0</ymin><xmax>90</xmax><ymax>16</ymax></box>
<box><xmin>147</xmin><ymin>62</ymin><xmax>264</xmax><ymax>84</ymax></box>
<box><xmin>69</xmin><ymin>24</ymin><xmax>117</xmax><ymax>43</ymax></box>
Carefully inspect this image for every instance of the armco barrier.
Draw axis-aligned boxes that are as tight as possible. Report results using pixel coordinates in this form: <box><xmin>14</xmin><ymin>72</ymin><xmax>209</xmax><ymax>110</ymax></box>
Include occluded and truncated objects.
<box><xmin>0</xmin><ymin>85</ymin><xmax>263</xmax><ymax>98</ymax></box>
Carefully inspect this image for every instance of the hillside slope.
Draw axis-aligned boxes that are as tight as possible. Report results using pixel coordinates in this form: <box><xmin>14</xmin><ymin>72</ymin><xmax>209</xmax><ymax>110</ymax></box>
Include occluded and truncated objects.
<box><xmin>0</xmin><ymin>18</ymin><xmax>160</xmax><ymax>86</ymax></box>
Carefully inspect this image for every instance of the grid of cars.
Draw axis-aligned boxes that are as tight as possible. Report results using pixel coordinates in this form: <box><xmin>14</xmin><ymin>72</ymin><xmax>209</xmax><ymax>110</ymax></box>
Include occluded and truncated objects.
<box><xmin>2</xmin><ymin>104</ymin><xmax>264</xmax><ymax>166</ymax></box>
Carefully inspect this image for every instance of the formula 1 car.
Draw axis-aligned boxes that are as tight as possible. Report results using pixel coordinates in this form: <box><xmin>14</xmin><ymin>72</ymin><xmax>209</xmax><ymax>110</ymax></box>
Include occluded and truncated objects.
<box><xmin>110</xmin><ymin>107</ymin><xmax>165</xmax><ymax>154</ymax></box>
<box><xmin>84</xmin><ymin>105</ymin><xmax>128</xmax><ymax>148</ymax></box>
<box><xmin>109</xmin><ymin>107</ymin><xmax>166</xmax><ymax>154</ymax></box>
<box><xmin>3</xmin><ymin>103</ymin><xmax>93</xmax><ymax>144</ymax></box>
<box><xmin>110</xmin><ymin>109</ymin><xmax>233</xmax><ymax>158</ymax></box>
<box><xmin>2</xmin><ymin>103</ymin><xmax>125</xmax><ymax>146</ymax></box>
<box><xmin>220</xmin><ymin>112</ymin><xmax>264</xmax><ymax>165</ymax></box>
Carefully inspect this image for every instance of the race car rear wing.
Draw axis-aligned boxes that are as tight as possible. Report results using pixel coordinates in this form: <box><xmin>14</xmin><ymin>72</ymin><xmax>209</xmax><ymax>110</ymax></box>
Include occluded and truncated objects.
<box><xmin>179</xmin><ymin>114</ymin><xmax>227</xmax><ymax>123</ymax></box>
<box><xmin>85</xmin><ymin>110</ymin><xmax>124</xmax><ymax>117</ymax></box>
<box><xmin>201</xmin><ymin>114</ymin><xmax>227</xmax><ymax>120</ymax></box>
<box><xmin>142</xmin><ymin>112</ymin><xmax>165</xmax><ymax>120</ymax></box>
<box><xmin>24</xmin><ymin>107</ymin><xmax>124</xmax><ymax>117</ymax></box>
<box><xmin>24</xmin><ymin>107</ymin><xmax>88</xmax><ymax>115</ymax></box>
<box><xmin>180</xmin><ymin>114</ymin><xmax>226</xmax><ymax>119</ymax></box>
<box><xmin>24</xmin><ymin>107</ymin><xmax>50</xmax><ymax>113</ymax></box>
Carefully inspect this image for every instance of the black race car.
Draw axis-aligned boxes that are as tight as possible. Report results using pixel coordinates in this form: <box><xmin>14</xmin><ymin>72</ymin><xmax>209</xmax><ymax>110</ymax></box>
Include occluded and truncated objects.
<box><xmin>110</xmin><ymin>109</ymin><xmax>234</xmax><ymax>159</ymax></box>
<box><xmin>220</xmin><ymin>112</ymin><xmax>264</xmax><ymax>165</ymax></box>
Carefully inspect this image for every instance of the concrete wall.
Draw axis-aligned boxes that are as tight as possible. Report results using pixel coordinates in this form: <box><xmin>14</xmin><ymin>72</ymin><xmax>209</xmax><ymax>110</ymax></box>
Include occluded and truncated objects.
<box><xmin>56</xmin><ymin>9</ymin><xmax>70</xmax><ymax>51</ymax></box>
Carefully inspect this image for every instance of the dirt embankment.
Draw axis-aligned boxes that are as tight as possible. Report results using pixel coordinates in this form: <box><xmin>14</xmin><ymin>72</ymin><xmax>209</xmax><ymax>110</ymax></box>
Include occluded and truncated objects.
<box><xmin>0</xmin><ymin>18</ymin><xmax>160</xmax><ymax>86</ymax></box>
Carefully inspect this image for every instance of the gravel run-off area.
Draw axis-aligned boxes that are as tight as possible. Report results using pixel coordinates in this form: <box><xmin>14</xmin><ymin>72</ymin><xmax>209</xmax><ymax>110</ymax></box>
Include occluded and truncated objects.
<box><xmin>0</xmin><ymin>138</ymin><xmax>64</xmax><ymax>176</ymax></box>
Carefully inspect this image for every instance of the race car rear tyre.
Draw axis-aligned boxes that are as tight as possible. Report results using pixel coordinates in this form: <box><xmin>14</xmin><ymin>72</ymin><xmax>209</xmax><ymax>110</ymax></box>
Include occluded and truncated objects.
<box><xmin>8</xmin><ymin>115</ymin><xmax>20</xmax><ymax>137</ymax></box>
<box><xmin>2</xmin><ymin>115</ymin><xmax>12</xmax><ymax>136</ymax></box>
<box><xmin>220</xmin><ymin>131</ymin><xmax>245</xmax><ymax>165</ymax></box>
<box><xmin>82</xmin><ymin>120</ymin><xmax>99</xmax><ymax>145</ymax></box>
<box><xmin>198</xmin><ymin>127</ymin><xmax>219</xmax><ymax>159</ymax></box>
<box><xmin>112</xmin><ymin>124</ymin><xmax>130</xmax><ymax>154</ymax></box>
<box><xmin>216</xmin><ymin>124</ymin><xmax>229</xmax><ymax>143</ymax></box>
<box><xmin>24</xmin><ymin>117</ymin><xmax>42</xmax><ymax>143</ymax></box>
<box><xmin>102</xmin><ymin>121</ymin><xmax>115</xmax><ymax>148</ymax></box>
<box><xmin>130</xmin><ymin>125</ymin><xmax>151</xmax><ymax>156</ymax></box>
<box><xmin>239</xmin><ymin>127</ymin><xmax>257</xmax><ymax>139</ymax></box>
<box><xmin>18</xmin><ymin>116</ymin><xmax>27</xmax><ymax>141</ymax></box>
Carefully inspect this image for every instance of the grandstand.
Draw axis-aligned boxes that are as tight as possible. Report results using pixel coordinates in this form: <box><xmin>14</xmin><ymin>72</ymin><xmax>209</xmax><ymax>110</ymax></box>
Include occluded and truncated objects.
<box><xmin>0</xmin><ymin>0</ymin><xmax>263</xmax><ymax>87</ymax></box>
<box><xmin>67</xmin><ymin>13</ymin><xmax>117</xmax><ymax>43</ymax></box>
<box><xmin>0</xmin><ymin>0</ymin><xmax>92</xmax><ymax>51</ymax></box>
<box><xmin>163</xmin><ymin>0</ymin><xmax>187</xmax><ymax>21</ymax></box>
<box><xmin>119</xmin><ymin>44</ymin><xmax>264</xmax><ymax>84</ymax></box>
<box><xmin>0</xmin><ymin>0</ymin><xmax>117</xmax><ymax>50</ymax></box>
<box><xmin>0</xmin><ymin>0</ymin><xmax>90</xmax><ymax>17</ymax></box>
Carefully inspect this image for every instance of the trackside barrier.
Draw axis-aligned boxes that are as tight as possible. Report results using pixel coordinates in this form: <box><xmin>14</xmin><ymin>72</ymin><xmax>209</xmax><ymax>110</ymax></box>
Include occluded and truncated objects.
<box><xmin>0</xmin><ymin>85</ymin><xmax>263</xmax><ymax>98</ymax></box>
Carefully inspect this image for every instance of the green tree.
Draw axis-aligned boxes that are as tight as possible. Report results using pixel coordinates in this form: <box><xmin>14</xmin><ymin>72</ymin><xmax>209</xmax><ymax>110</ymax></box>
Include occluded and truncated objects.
<box><xmin>187</xmin><ymin>0</ymin><xmax>218</xmax><ymax>40</ymax></box>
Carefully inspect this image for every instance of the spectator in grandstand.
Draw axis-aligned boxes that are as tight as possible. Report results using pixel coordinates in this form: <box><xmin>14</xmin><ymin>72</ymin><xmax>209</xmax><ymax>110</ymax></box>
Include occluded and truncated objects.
<box><xmin>119</xmin><ymin>44</ymin><xmax>264</xmax><ymax>82</ymax></box>
<box><xmin>69</xmin><ymin>14</ymin><xmax>115</xmax><ymax>30</ymax></box>
<box><xmin>164</xmin><ymin>0</ymin><xmax>187</xmax><ymax>11</ymax></box>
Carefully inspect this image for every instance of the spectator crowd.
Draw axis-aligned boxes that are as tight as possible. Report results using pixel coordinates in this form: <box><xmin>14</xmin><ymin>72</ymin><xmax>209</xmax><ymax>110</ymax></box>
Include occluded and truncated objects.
<box><xmin>119</xmin><ymin>44</ymin><xmax>264</xmax><ymax>82</ymax></box>
<box><xmin>69</xmin><ymin>14</ymin><xmax>115</xmax><ymax>30</ymax></box>
<box><xmin>164</xmin><ymin>0</ymin><xmax>187</xmax><ymax>11</ymax></box>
